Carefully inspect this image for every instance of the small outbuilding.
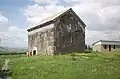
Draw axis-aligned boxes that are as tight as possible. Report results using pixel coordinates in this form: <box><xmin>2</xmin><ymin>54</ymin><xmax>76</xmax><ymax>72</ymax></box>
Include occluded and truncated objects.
<box><xmin>92</xmin><ymin>40</ymin><xmax>120</xmax><ymax>52</ymax></box>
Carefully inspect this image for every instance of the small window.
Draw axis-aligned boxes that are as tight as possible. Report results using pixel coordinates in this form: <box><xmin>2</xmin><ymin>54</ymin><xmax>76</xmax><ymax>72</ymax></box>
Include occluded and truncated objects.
<box><xmin>75</xmin><ymin>31</ymin><xmax>80</xmax><ymax>37</ymax></box>
<box><xmin>62</xmin><ymin>36</ymin><xmax>65</xmax><ymax>44</ymax></box>
<box><xmin>70</xmin><ymin>17</ymin><xmax>74</xmax><ymax>19</ymax></box>
<box><xmin>70</xmin><ymin>36</ymin><xmax>73</xmax><ymax>43</ymax></box>
<box><xmin>104</xmin><ymin>45</ymin><xmax>107</xmax><ymax>49</ymax></box>
<box><xmin>75</xmin><ymin>24</ymin><xmax>78</xmax><ymax>30</ymax></box>
<box><xmin>67</xmin><ymin>24</ymin><xmax>72</xmax><ymax>32</ymax></box>
<box><xmin>113</xmin><ymin>45</ymin><xmax>115</xmax><ymax>49</ymax></box>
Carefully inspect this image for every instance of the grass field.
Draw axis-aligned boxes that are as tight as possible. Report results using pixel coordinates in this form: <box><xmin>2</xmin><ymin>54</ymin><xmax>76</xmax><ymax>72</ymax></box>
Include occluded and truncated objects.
<box><xmin>1</xmin><ymin>52</ymin><xmax>120</xmax><ymax>79</ymax></box>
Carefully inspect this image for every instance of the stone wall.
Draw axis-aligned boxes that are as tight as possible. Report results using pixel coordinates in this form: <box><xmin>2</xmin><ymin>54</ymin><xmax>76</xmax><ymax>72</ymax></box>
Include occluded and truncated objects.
<box><xmin>54</xmin><ymin>12</ymin><xmax>85</xmax><ymax>54</ymax></box>
<box><xmin>28</xmin><ymin>11</ymin><xmax>85</xmax><ymax>55</ymax></box>
<box><xmin>28</xmin><ymin>24</ymin><xmax>55</xmax><ymax>55</ymax></box>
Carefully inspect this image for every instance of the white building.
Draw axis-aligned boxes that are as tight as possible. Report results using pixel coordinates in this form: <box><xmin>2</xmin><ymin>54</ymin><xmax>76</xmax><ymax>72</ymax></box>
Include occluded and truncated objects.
<box><xmin>92</xmin><ymin>40</ymin><xmax>120</xmax><ymax>52</ymax></box>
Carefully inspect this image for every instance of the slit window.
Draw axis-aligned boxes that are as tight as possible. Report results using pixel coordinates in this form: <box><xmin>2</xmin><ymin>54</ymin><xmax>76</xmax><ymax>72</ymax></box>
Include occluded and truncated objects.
<box><xmin>104</xmin><ymin>45</ymin><xmax>107</xmax><ymax>49</ymax></box>
<box><xmin>67</xmin><ymin>24</ymin><xmax>72</xmax><ymax>32</ymax></box>
<box><xmin>70</xmin><ymin>36</ymin><xmax>73</xmax><ymax>43</ymax></box>
<box><xmin>113</xmin><ymin>45</ymin><xmax>115</xmax><ymax>49</ymax></box>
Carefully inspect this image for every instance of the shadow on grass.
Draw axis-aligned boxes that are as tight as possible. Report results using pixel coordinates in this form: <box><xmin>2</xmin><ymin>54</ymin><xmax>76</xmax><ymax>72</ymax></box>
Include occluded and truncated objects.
<box><xmin>68</xmin><ymin>52</ymin><xmax>120</xmax><ymax>62</ymax></box>
<box><xmin>69</xmin><ymin>53</ymin><xmax>91</xmax><ymax>61</ymax></box>
<box><xmin>0</xmin><ymin>69</ymin><xmax>12</xmax><ymax>79</ymax></box>
<box><xmin>114</xmin><ymin>54</ymin><xmax>120</xmax><ymax>58</ymax></box>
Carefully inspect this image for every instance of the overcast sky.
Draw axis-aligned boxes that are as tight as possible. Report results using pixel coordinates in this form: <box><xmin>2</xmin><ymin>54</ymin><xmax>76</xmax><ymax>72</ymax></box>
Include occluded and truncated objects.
<box><xmin>0</xmin><ymin>0</ymin><xmax>120</xmax><ymax>48</ymax></box>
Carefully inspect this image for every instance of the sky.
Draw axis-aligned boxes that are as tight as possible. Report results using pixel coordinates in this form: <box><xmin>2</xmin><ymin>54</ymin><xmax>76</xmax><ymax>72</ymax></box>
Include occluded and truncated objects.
<box><xmin>0</xmin><ymin>0</ymin><xmax>120</xmax><ymax>48</ymax></box>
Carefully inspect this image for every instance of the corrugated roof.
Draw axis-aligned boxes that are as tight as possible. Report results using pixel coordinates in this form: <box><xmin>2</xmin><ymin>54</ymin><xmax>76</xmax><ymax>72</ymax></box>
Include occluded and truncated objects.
<box><xmin>92</xmin><ymin>40</ymin><xmax>120</xmax><ymax>45</ymax></box>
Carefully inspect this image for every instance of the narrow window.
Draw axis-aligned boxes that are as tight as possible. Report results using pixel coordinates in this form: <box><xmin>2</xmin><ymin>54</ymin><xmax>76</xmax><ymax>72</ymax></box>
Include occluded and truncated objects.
<box><xmin>75</xmin><ymin>24</ymin><xmax>78</xmax><ymax>30</ymax></box>
<box><xmin>104</xmin><ymin>45</ymin><xmax>107</xmax><ymax>49</ymax></box>
<box><xmin>75</xmin><ymin>31</ymin><xmax>80</xmax><ymax>37</ymax></box>
<box><xmin>70</xmin><ymin>17</ymin><xmax>74</xmax><ymax>19</ymax></box>
<box><xmin>109</xmin><ymin>45</ymin><xmax>111</xmax><ymax>51</ymax></box>
<box><xmin>62</xmin><ymin>36</ymin><xmax>65</xmax><ymax>44</ymax></box>
<box><xmin>113</xmin><ymin>45</ymin><xmax>115</xmax><ymax>49</ymax></box>
<box><xmin>67</xmin><ymin>24</ymin><xmax>72</xmax><ymax>32</ymax></box>
<box><xmin>70</xmin><ymin>36</ymin><xmax>73</xmax><ymax>43</ymax></box>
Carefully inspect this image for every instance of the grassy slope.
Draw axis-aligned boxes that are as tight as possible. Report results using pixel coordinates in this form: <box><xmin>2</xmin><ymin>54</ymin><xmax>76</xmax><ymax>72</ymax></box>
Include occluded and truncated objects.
<box><xmin>2</xmin><ymin>53</ymin><xmax>120</xmax><ymax>79</ymax></box>
<box><xmin>0</xmin><ymin>54</ymin><xmax>25</xmax><ymax>69</ymax></box>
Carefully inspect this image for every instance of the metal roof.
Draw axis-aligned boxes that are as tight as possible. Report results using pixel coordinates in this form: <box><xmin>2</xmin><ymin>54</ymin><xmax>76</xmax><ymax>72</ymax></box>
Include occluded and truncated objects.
<box><xmin>92</xmin><ymin>40</ymin><xmax>120</xmax><ymax>45</ymax></box>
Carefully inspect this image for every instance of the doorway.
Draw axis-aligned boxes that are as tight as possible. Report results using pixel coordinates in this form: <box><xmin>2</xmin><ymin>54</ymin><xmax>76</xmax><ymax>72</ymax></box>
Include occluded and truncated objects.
<box><xmin>33</xmin><ymin>50</ymin><xmax>36</xmax><ymax>55</ymax></box>
<box><xmin>32</xmin><ymin>47</ymin><xmax>37</xmax><ymax>56</ymax></box>
<box><xmin>109</xmin><ymin>45</ymin><xmax>111</xmax><ymax>51</ymax></box>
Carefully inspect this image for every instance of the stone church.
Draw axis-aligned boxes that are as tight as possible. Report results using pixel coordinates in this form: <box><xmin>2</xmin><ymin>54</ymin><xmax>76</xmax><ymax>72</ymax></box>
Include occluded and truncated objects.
<box><xmin>27</xmin><ymin>8</ymin><xmax>86</xmax><ymax>56</ymax></box>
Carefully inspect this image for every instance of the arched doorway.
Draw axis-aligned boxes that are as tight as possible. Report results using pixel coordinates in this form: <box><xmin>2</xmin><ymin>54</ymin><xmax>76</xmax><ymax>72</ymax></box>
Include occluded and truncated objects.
<box><xmin>33</xmin><ymin>50</ymin><xmax>36</xmax><ymax>55</ymax></box>
<box><xmin>32</xmin><ymin>47</ymin><xmax>37</xmax><ymax>56</ymax></box>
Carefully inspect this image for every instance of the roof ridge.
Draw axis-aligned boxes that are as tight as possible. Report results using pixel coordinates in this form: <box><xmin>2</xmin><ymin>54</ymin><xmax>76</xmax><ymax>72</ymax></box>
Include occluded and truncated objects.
<box><xmin>27</xmin><ymin>8</ymin><xmax>72</xmax><ymax>32</ymax></box>
<box><xmin>27</xmin><ymin>8</ymin><xmax>86</xmax><ymax>32</ymax></box>
<box><xmin>39</xmin><ymin>8</ymin><xmax>71</xmax><ymax>24</ymax></box>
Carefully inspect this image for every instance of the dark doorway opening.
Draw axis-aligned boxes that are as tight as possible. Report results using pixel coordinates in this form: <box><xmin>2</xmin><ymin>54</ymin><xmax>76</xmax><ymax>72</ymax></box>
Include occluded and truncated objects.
<box><xmin>109</xmin><ymin>45</ymin><xmax>111</xmax><ymax>51</ymax></box>
<box><xmin>33</xmin><ymin>50</ymin><xmax>36</xmax><ymax>55</ymax></box>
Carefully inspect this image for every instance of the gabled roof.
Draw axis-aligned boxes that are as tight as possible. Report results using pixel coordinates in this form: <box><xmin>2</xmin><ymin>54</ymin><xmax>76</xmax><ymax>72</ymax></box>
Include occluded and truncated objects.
<box><xmin>39</xmin><ymin>8</ymin><xmax>70</xmax><ymax>25</ymax></box>
<box><xmin>92</xmin><ymin>40</ymin><xmax>120</xmax><ymax>45</ymax></box>
<box><xmin>27</xmin><ymin>8</ymin><xmax>86</xmax><ymax>32</ymax></box>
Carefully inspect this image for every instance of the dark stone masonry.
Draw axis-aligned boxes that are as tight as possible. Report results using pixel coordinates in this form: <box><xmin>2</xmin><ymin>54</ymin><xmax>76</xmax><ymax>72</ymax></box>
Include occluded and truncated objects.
<box><xmin>27</xmin><ymin>8</ymin><xmax>86</xmax><ymax>55</ymax></box>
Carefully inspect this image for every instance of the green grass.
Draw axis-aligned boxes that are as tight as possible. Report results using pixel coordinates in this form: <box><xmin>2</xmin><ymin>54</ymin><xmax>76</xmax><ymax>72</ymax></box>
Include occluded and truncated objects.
<box><xmin>1</xmin><ymin>52</ymin><xmax>120</xmax><ymax>79</ymax></box>
<box><xmin>0</xmin><ymin>58</ymin><xmax>4</xmax><ymax>69</ymax></box>
<box><xmin>0</xmin><ymin>54</ymin><xmax>25</xmax><ymax>69</ymax></box>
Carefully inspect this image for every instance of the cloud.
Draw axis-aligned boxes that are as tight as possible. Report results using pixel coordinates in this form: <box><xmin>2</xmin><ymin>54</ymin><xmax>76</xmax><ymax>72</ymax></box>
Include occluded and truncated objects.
<box><xmin>21</xmin><ymin>0</ymin><xmax>120</xmax><ymax>45</ymax></box>
<box><xmin>85</xmin><ymin>30</ymin><xmax>105</xmax><ymax>45</ymax></box>
<box><xmin>0</xmin><ymin>26</ymin><xmax>27</xmax><ymax>48</ymax></box>
<box><xmin>0</xmin><ymin>14</ymin><xmax>10</xmax><ymax>32</ymax></box>
<box><xmin>0</xmin><ymin>0</ymin><xmax>119</xmax><ymax>48</ymax></box>
<box><xmin>86</xmin><ymin>29</ymin><xmax>120</xmax><ymax>45</ymax></box>
<box><xmin>0</xmin><ymin>14</ymin><xmax>27</xmax><ymax>48</ymax></box>
<box><xmin>21</xmin><ymin>4</ymin><xmax>66</xmax><ymax>27</ymax></box>
<box><xmin>0</xmin><ymin>14</ymin><xmax>8</xmax><ymax>23</ymax></box>
<box><xmin>98</xmin><ymin>5</ymin><xmax>120</xmax><ymax>30</ymax></box>
<box><xmin>33</xmin><ymin>0</ymin><xmax>58</xmax><ymax>4</ymax></box>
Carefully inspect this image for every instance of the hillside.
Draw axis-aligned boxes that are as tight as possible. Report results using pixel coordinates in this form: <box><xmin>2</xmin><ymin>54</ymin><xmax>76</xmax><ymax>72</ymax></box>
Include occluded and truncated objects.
<box><xmin>1</xmin><ymin>52</ymin><xmax>120</xmax><ymax>79</ymax></box>
<box><xmin>0</xmin><ymin>46</ymin><xmax>27</xmax><ymax>53</ymax></box>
